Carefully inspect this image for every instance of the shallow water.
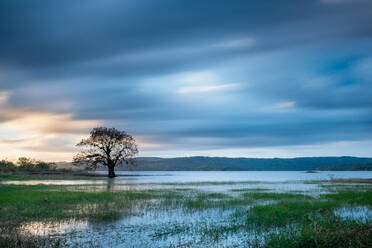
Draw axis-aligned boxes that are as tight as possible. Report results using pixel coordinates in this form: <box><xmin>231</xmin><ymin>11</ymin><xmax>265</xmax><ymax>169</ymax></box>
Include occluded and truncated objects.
<box><xmin>2</xmin><ymin>171</ymin><xmax>372</xmax><ymax>186</ymax></box>
<box><xmin>93</xmin><ymin>170</ymin><xmax>372</xmax><ymax>183</ymax></box>
<box><xmin>3</xmin><ymin>171</ymin><xmax>372</xmax><ymax>247</ymax></box>
<box><xmin>2</xmin><ymin>171</ymin><xmax>370</xmax><ymax>196</ymax></box>
<box><xmin>334</xmin><ymin>206</ymin><xmax>372</xmax><ymax>223</ymax></box>
<box><xmin>66</xmin><ymin>208</ymin><xmax>244</xmax><ymax>248</ymax></box>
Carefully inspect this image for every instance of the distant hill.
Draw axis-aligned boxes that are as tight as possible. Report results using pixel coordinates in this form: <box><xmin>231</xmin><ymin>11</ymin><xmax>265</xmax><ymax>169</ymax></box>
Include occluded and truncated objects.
<box><xmin>112</xmin><ymin>156</ymin><xmax>372</xmax><ymax>171</ymax></box>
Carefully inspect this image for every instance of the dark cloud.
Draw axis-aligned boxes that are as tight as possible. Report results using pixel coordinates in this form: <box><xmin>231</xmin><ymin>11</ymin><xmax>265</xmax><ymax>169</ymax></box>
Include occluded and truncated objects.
<box><xmin>0</xmin><ymin>0</ymin><xmax>372</xmax><ymax>157</ymax></box>
<box><xmin>1</xmin><ymin>1</ymin><xmax>371</xmax><ymax>78</ymax></box>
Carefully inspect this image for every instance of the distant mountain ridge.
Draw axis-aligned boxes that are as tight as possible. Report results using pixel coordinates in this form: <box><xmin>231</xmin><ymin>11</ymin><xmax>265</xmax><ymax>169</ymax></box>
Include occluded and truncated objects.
<box><xmin>114</xmin><ymin>156</ymin><xmax>372</xmax><ymax>171</ymax></box>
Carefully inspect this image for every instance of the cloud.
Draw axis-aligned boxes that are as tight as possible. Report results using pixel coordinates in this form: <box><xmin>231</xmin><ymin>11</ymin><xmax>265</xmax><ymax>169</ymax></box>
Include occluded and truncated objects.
<box><xmin>177</xmin><ymin>83</ymin><xmax>239</xmax><ymax>94</ymax></box>
<box><xmin>0</xmin><ymin>110</ymin><xmax>101</xmax><ymax>135</ymax></box>
<box><xmin>175</xmin><ymin>71</ymin><xmax>219</xmax><ymax>84</ymax></box>
<box><xmin>320</xmin><ymin>0</ymin><xmax>365</xmax><ymax>4</ymax></box>
<box><xmin>0</xmin><ymin>107</ymin><xmax>102</xmax><ymax>160</ymax></box>
<box><xmin>274</xmin><ymin>101</ymin><xmax>296</xmax><ymax>109</ymax></box>
<box><xmin>0</xmin><ymin>1</ymin><xmax>372</xmax><ymax>159</ymax></box>
<box><xmin>0</xmin><ymin>91</ymin><xmax>9</xmax><ymax>105</ymax></box>
<box><xmin>214</xmin><ymin>38</ymin><xmax>255</xmax><ymax>48</ymax></box>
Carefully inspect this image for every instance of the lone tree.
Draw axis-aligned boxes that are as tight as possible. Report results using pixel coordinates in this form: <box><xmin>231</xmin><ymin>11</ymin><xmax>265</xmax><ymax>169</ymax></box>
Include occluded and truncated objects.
<box><xmin>74</xmin><ymin>127</ymin><xmax>138</xmax><ymax>177</ymax></box>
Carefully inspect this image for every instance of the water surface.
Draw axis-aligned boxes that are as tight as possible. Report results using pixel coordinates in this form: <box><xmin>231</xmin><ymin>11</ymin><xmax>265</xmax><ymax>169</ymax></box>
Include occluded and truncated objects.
<box><xmin>3</xmin><ymin>171</ymin><xmax>371</xmax><ymax>248</ymax></box>
<box><xmin>2</xmin><ymin>171</ymin><xmax>372</xmax><ymax>186</ymax></box>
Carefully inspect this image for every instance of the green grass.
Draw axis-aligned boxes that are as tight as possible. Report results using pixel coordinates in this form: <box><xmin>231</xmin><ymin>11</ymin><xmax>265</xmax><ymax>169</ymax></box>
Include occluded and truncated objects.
<box><xmin>265</xmin><ymin>219</ymin><xmax>372</xmax><ymax>248</ymax></box>
<box><xmin>0</xmin><ymin>185</ymin><xmax>184</xmax><ymax>224</ymax></box>
<box><xmin>1</xmin><ymin>182</ymin><xmax>371</xmax><ymax>247</ymax></box>
<box><xmin>245</xmin><ymin>200</ymin><xmax>338</xmax><ymax>228</ymax></box>
<box><xmin>207</xmin><ymin>190</ymin><xmax>371</xmax><ymax>247</ymax></box>
<box><xmin>0</xmin><ymin>186</ymin><xmax>313</xmax><ymax>230</ymax></box>
<box><xmin>242</xmin><ymin>192</ymin><xmax>312</xmax><ymax>200</ymax></box>
<box><xmin>182</xmin><ymin>192</ymin><xmax>231</xmax><ymax>209</ymax></box>
<box><xmin>0</xmin><ymin>174</ymin><xmax>102</xmax><ymax>181</ymax></box>
<box><xmin>230</xmin><ymin>188</ymin><xmax>270</xmax><ymax>192</ymax></box>
<box><xmin>320</xmin><ymin>183</ymin><xmax>372</xmax><ymax>191</ymax></box>
<box><xmin>159</xmin><ymin>181</ymin><xmax>263</xmax><ymax>186</ymax></box>
<box><xmin>160</xmin><ymin>189</ymin><xmax>372</xmax><ymax>247</ymax></box>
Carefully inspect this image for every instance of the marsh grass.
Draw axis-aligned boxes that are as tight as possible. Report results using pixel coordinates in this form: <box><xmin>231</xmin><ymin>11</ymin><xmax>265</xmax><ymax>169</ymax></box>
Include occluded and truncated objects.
<box><xmin>0</xmin><ymin>185</ymin><xmax>185</xmax><ymax>224</ymax></box>
<box><xmin>241</xmin><ymin>192</ymin><xmax>312</xmax><ymax>200</ymax></box>
<box><xmin>265</xmin><ymin>219</ymin><xmax>372</xmax><ymax>248</ymax></box>
<box><xmin>325</xmin><ymin>190</ymin><xmax>372</xmax><ymax>206</ymax></box>
<box><xmin>0</xmin><ymin>225</ymin><xmax>66</xmax><ymax>248</ymax></box>
<box><xmin>320</xmin><ymin>183</ymin><xmax>372</xmax><ymax>192</ymax></box>
<box><xmin>230</xmin><ymin>188</ymin><xmax>270</xmax><ymax>192</ymax></box>
<box><xmin>152</xmin><ymin>190</ymin><xmax>372</xmax><ymax>247</ymax></box>
<box><xmin>1</xmin><ymin>182</ymin><xmax>371</xmax><ymax>247</ymax></box>
<box><xmin>156</xmin><ymin>181</ymin><xmax>263</xmax><ymax>186</ymax></box>
<box><xmin>0</xmin><ymin>174</ymin><xmax>96</xmax><ymax>181</ymax></box>
<box><xmin>245</xmin><ymin>200</ymin><xmax>338</xmax><ymax>228</ymax></box>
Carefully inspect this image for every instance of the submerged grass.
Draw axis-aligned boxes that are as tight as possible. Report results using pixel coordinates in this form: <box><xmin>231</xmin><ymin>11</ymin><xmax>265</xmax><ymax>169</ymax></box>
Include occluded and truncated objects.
<box><xmin>265</xmin><ymin>219</ymin><xmax>372</xmax><ymax>248</ymax></box>
<box><xmin>0</xmin><ymin>174</ymin><xmax>100</xmax><ymax>181</ymax></box>
<box><xmin>230</xmin><ymin>188</ymin><xmax>270</xmax><ymax>192</ymax></box>
<box><xmin>1</xmin><ymin>181</ymin><xmax>371</xmax><ymax>247</ymax></box>
<box><xmin>0</xmin><ymin>224</ymin><xmax>66</xmax><ymax>248</ymax></box>
<box><xmin>242</xmin><ymin>192</ymin><xmax>312</xmax><ymax>200</ymax></box>
<box><xmin>245</xmin><ymin>200</ymin><xmax>337</xmax><ymax>228</ymax></box>
<box><xmin>0</xmin><ymin>185</ymin><xmax>184</xmax><ymax>224</ymax></box>
<box><xmin>324</xmin><ymin>190</ymin><xmax>372</xmax><ymax>206</ymax></box>
<box><xmin>154</xmin><ymin>190</ymin><xmax>372</xmax><ymax>247</ymax></box>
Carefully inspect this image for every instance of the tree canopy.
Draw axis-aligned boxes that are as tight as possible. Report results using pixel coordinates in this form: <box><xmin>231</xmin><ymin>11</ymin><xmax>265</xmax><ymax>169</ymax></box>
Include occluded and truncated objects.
<box><xmin>74</xmin><ymin>127</ymin><xmax>138</xmax><ymax>177</ymax></box>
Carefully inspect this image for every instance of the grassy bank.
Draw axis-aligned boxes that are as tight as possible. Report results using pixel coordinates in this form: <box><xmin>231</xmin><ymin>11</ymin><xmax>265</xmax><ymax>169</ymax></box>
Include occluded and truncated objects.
<box><xmin>0</xmin><ymin>174</ymin><xmax>93</xmax><ymax>181</ymax></box>
<box><xmin>0</xmin><ymin>172</ymin><xmax>147</xmax><ymax>181</ymax></box>
<box><xmin>0</xmin><ymin>157</ymin><xmax>90</xmax><ymax>181</ymax></box>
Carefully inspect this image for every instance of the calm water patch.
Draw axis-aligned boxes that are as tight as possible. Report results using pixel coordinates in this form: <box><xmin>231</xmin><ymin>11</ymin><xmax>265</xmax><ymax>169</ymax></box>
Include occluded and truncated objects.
<box><xmin>2</xmin><ymin>171</ymin><xmax>372</xmax><ymax>187</ymax></box>
<box><xmin>334</xmin><ymin>206</ymin><xmax>372</xmax><ymax>223</ymax></box>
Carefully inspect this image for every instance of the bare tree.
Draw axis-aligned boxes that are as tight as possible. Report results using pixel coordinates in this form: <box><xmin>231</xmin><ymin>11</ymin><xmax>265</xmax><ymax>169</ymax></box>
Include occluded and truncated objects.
<box><xmin>74</xmin><ymin>127</ymin><xmax>138</xmax><ymax>177</ymax></box>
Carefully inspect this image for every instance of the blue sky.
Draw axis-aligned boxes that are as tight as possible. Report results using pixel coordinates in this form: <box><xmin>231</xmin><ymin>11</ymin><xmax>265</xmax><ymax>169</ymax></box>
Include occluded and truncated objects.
<box><xmin>0</xmin><ymin>0</ymin><xmax>372</xmax><ymax>161</ymax></box>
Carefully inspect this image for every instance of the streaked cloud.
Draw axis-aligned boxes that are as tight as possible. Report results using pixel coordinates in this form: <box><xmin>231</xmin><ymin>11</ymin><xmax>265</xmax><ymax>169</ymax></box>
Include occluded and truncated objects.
<box><xmin>214</xmin><ymin>38</ymin><xmax>255</xmax><ymax>48</ymax></box>
<box><xmin>0</xmin><ymin>110</ymin><xmax>101</xmax><ymax>135</ymax></box>
<box><xmin>0</xmin><ymin>91</ymin><xmax>9</xmax><ymax>105</ymax></box>
<box><xmin>0</xmin><ymin>108</ymin><xmax>101</xmax><ymax>160</ymax></box>
<box><xmin>320</xmin><ymin>0</ymin><xmax>364</xmax><ymax>4</ymax></box>
<box><xmin>0</xmin><ymin>0</ymin><xmax>371</xmax><ymax>160</ymax></box>
<box><xmin>274</xmin><ymin>101</ymin><xmax>296</xmax><ymax>109</ymax></box>
<box><xmin>174</xmin><ymin>71</ymin><xmax>218</xmax><ymax>84</ymax></box>
<box><xmin>177</xmin><ymin>83</ymin><xmax>240</xmax><ymax>94</ymax></box>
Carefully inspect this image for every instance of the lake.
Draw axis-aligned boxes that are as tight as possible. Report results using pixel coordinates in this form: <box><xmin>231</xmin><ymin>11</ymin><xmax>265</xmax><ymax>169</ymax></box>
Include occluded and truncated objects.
<box><xmin>3</xmin><ymin>171</ymin><xmax>372</xmax><ymax>186</ymax></box>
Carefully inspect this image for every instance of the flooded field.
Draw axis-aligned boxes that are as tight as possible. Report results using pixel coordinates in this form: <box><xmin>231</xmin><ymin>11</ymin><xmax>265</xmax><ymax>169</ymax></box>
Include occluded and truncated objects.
<box><xmin>1</xmin><ymin>171</ymin><xmax>372</xmax><ymax>247</ymax></box>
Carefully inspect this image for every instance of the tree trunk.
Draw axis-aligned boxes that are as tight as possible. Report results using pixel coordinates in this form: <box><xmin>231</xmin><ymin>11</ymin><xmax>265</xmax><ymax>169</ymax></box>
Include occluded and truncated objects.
<box><xmin>108</xmin><ymin>165</ymin><xmax>116</xmax><ymax>178</ymax></box>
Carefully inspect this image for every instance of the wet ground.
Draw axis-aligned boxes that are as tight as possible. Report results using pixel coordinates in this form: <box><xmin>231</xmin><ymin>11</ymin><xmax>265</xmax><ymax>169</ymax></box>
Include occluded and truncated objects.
<box><xmin>2</xmin><ymin>171</ymin><xmax>372</xmax><ymax>247</ymax></box>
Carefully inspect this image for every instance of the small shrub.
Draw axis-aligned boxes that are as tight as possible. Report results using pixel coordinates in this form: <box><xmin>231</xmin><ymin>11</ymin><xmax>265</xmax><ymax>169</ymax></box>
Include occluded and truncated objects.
<box><xmin>0</xmin><ymin>157</ymin><xmax>56</xmax><ymax>173</ymax></box>
<box><xmin>16</xmin><ymin>157</ymin><xmax>56</xmax><ymax>172</ymax></box>
<box><xmin>0</xmin><ymin>160</ymin><xmax>17</xmax><ymax>172</ymax></box>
